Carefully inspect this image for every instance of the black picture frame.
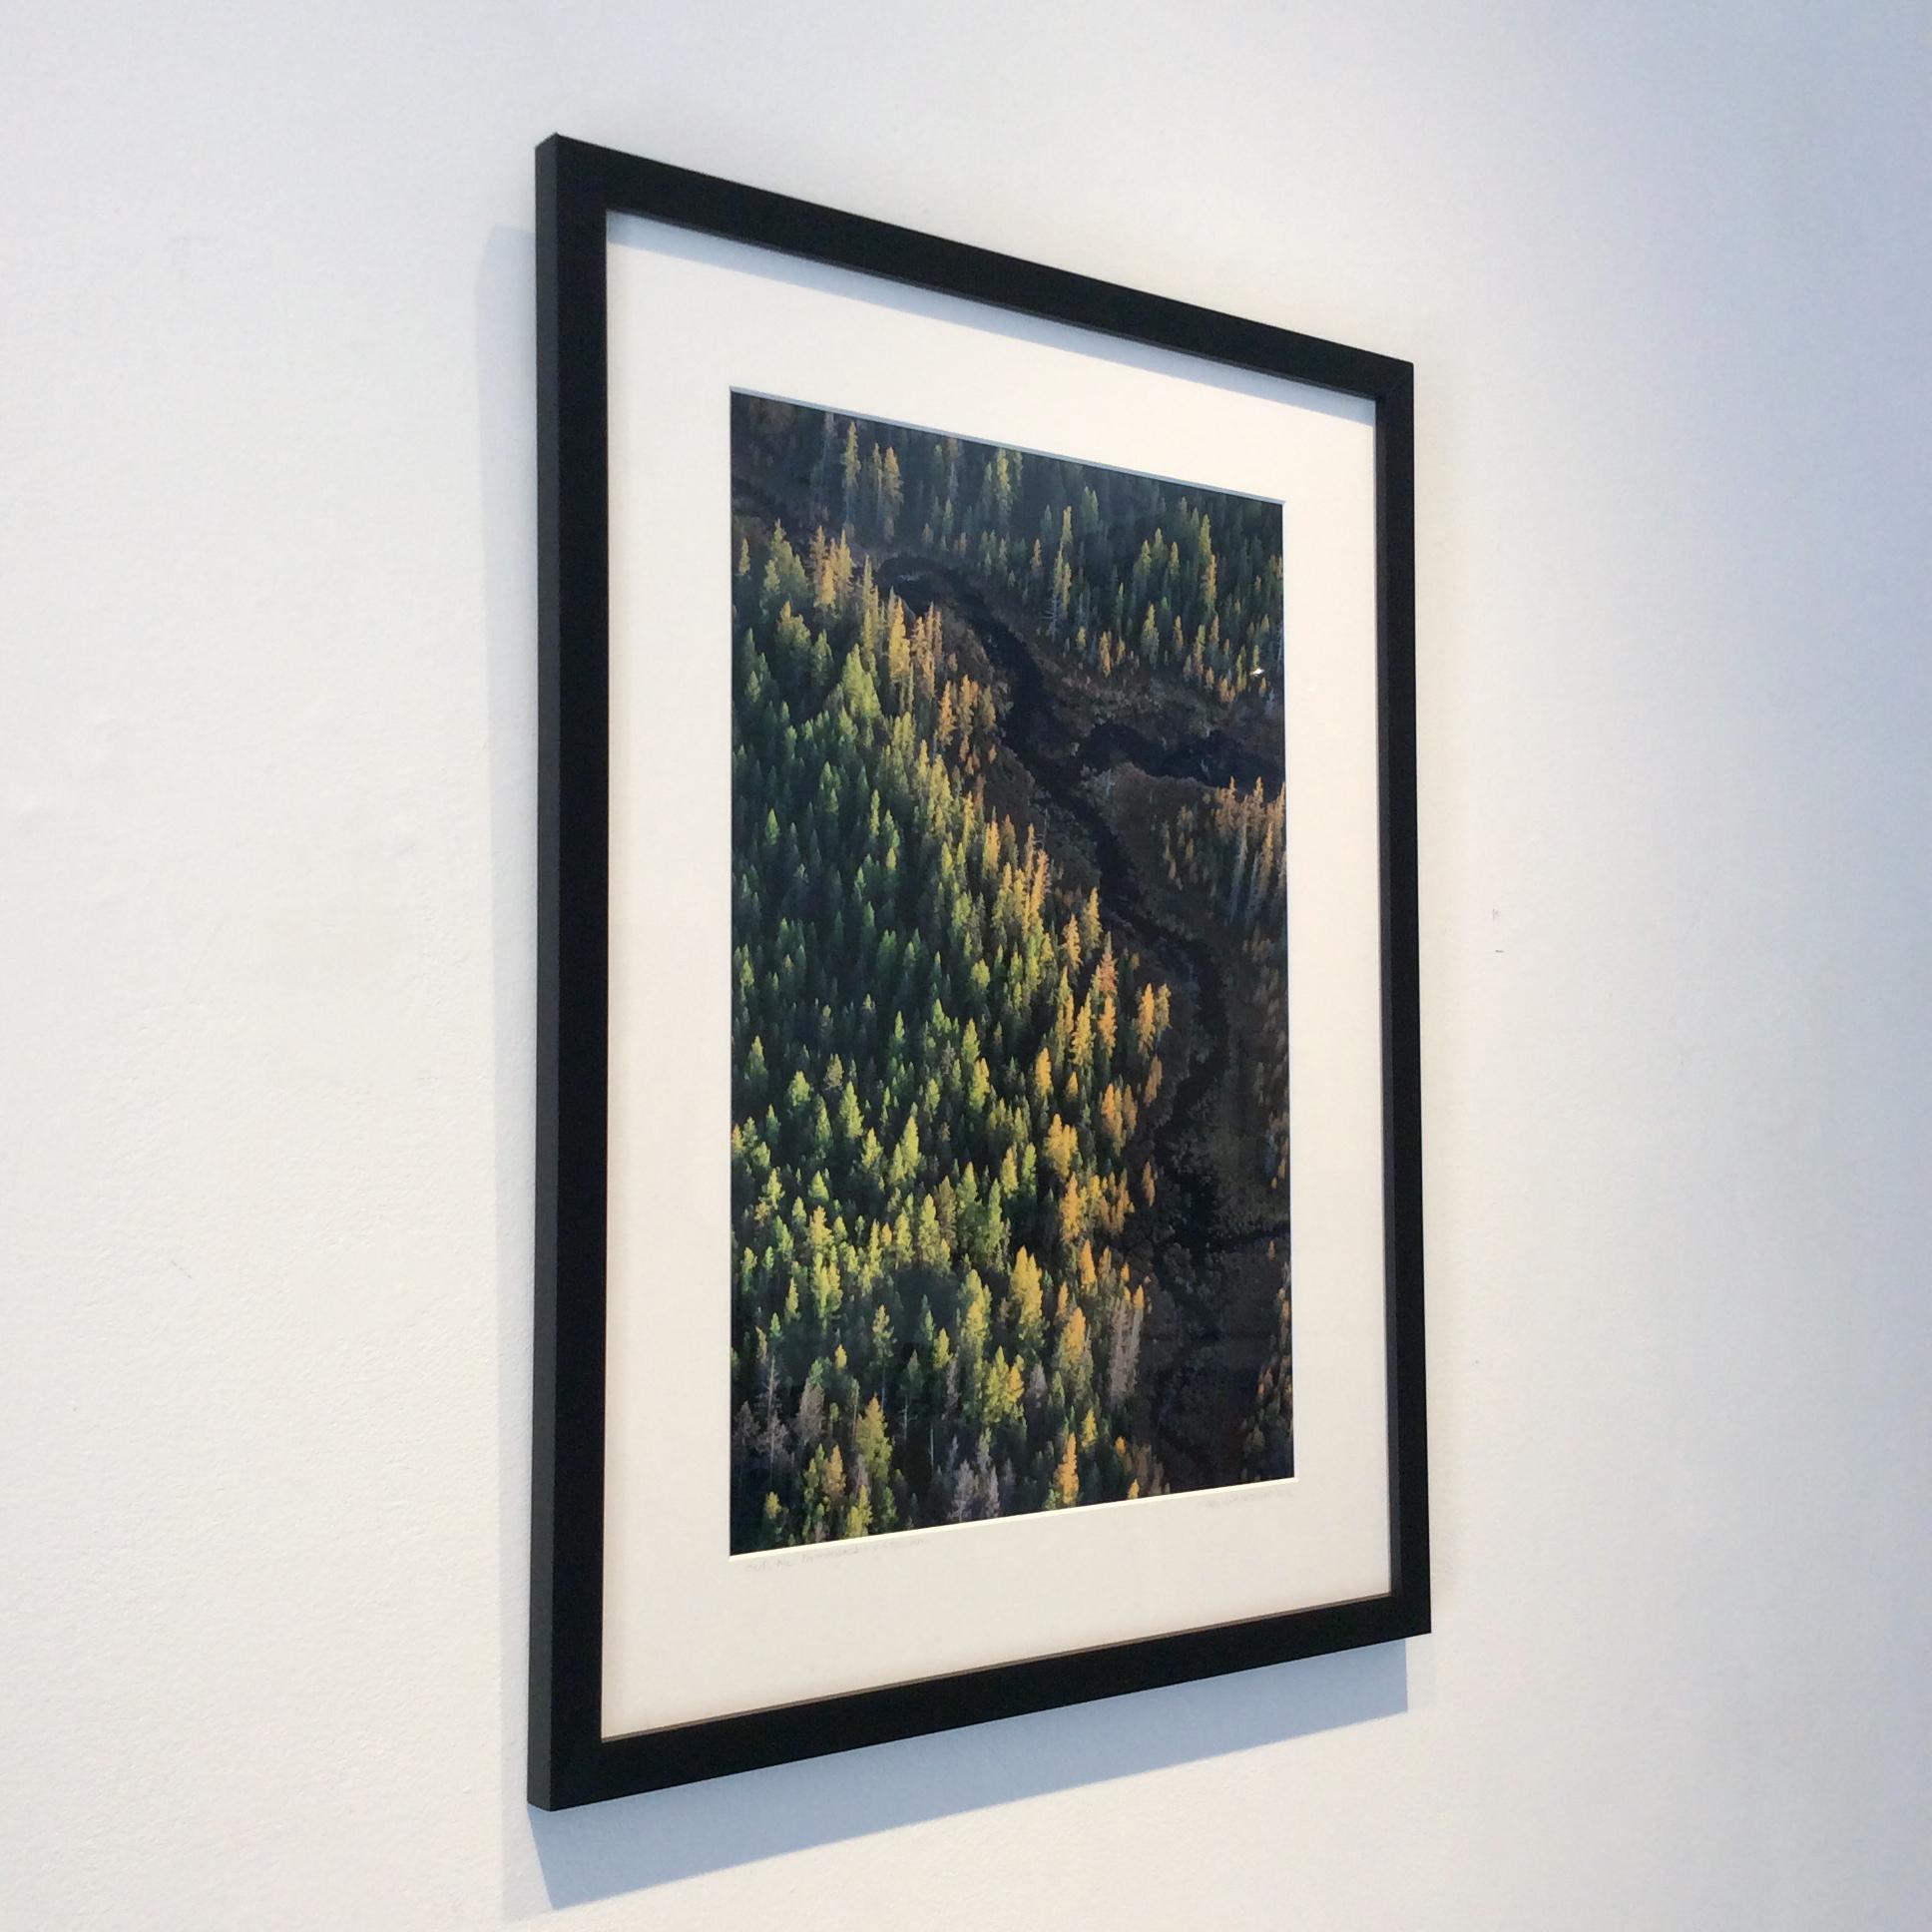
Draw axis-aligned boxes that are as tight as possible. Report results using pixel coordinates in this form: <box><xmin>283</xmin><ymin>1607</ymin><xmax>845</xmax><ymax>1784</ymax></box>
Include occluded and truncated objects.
<box><xmin>531</xmin><ymin>132</ymin><xmax>1427</xmax><ymax>1810</ymax></box>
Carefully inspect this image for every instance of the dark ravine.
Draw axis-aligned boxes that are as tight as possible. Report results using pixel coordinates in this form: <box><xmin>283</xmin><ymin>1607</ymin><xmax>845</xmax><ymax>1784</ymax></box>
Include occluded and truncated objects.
<box><xmin>874</xmin><ymin>556</ymin><xmax>1288</xmax><ymax>1490</ymax></box>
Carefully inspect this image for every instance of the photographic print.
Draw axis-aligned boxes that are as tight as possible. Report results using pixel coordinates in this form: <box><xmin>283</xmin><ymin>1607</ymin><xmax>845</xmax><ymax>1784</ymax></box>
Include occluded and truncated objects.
<box><xmin>729</xmin><ymin>395</ymin><xmax>1293</xmax><ymax>1551</ymax></box>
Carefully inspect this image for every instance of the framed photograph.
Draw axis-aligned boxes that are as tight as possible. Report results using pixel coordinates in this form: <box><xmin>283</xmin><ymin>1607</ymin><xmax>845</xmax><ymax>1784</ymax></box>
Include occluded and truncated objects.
<box><xmin>530</xmin><ymin>134</ymin><xmax>1427</xmax><ymax>1808</ymax></box>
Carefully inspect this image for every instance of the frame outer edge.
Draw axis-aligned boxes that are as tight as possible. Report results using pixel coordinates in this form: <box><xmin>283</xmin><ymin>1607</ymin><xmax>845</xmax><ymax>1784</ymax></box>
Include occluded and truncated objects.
<box><xmin>530</xmin><ymin>134</ymin><xmax>1429</xmax><ymax>1807</ymax></box>
<box><xmin>530</xmin><ymin>134</ymin><xmax>616</xmax><ymax>1812</ymax></box>
<box><xmin>527</xmin><ymin>132</ymin><xmax>562</xmax><ymax>1814</ymax></box>
<box><xmin>1377</xmin><ymin>359</ymin><xmax>1431</xmax><ymax>1636</ymax></box>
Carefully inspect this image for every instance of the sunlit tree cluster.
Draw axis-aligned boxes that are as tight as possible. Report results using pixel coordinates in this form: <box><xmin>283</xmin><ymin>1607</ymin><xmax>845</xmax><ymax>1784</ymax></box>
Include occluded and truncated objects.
<box><xmin>729</xmin><ymin>519</ymin><xmax>1178</xmax><ymax>1548</ymax></box>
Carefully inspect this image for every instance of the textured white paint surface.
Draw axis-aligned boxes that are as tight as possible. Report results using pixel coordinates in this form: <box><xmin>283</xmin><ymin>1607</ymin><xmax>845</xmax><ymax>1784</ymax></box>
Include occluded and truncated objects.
<box><xmin>2</xmin><ymin>4</ymin><xmax>1927</xmax><ymax>1926</ymax></box>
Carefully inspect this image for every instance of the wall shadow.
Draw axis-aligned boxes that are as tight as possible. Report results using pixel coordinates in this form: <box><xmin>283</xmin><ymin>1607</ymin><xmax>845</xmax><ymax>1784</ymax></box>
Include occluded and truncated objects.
<box><xmin>531</xmin><ymin>1640</ymin><xmax>1407</xmax><ymax>1906</ymax></box>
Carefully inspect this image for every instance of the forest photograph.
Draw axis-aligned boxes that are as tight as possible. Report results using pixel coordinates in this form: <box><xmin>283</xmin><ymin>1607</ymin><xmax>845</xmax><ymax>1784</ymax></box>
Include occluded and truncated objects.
<box><xmin>729</xmin><ymin>393</ymin><xmax>1291</xmax><ymax>1553</ymax></box>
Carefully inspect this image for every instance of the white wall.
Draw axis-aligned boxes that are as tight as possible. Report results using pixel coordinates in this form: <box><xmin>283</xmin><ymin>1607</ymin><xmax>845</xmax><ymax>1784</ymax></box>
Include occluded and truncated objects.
<box><xmin>3</xmin><ymin>3</ymin><xmax>1927</xmax><ymax>1926</ymax></box>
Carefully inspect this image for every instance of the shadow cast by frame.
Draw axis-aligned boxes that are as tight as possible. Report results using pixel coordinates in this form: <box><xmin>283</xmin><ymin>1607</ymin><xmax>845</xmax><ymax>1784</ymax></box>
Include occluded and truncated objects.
<box><xmin>526</xmin><ymin>1639</ymin><xmax>1409</xmax><ymax>1908</ymax></box>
